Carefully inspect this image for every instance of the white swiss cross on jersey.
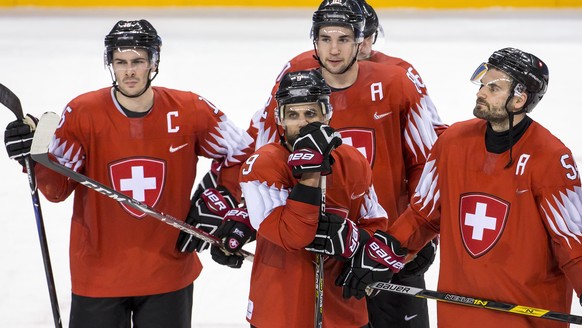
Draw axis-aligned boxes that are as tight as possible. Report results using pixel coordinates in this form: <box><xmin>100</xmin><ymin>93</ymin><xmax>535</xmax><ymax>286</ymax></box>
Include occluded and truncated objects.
<box><xmin>109</xmin><ymin>158</ymin><xmax>166</xmax><ymax>218</ymax></box>
<box><xmin>337</xmin><ymin>128</ymin><xmax>376</xmax><ymax>167</ymax></box>
<box><xmin>459</xmin><ymin>193</ymin><xmax>509</xmax><ymax>258</ymax></box>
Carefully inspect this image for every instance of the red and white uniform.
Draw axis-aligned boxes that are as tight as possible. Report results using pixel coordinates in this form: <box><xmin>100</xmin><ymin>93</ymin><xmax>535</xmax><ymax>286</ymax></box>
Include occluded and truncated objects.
<box><xmin>250</xmin><ymin>60</ymin><xmax>438</xmax><ymax>223</ymax></box>
<box><xmin>389</xmin><ymin>118</ymin><xmax>582</xmax><ymax>327</ymax></box>
<box><xmin>35</xmin><ymin>87</ymin><xmax>254</xmax><ymax>297</ymax></box>
<box><xmin>241</xmin><ymin>143</ymin><xmax>388</xmax><ymax>327</ymax></box>
<box><xmin>249</xmin><ymin>49</ymin><xmax>446</xmax><ymax>149</ymax></box>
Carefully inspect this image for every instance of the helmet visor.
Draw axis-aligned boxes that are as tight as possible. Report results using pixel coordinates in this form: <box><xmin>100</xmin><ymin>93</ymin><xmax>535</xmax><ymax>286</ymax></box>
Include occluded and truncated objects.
<box><xmin>471</xmin><ymin>62</ymin><xmax>524</xmax><ymax>96</ymax></box>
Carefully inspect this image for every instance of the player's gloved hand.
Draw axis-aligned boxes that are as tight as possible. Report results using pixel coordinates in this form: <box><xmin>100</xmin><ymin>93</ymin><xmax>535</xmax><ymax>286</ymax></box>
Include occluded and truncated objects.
<box><xmin>4</xmin><ymin>114</ymin><xmax>38</xmax><ymax>166</ymax></box>
<box><xmin>210</xmin><ymin>208</ymin><xmax>256</xmax><ymax>269</ymax></box>
<box><xmin>305</xmin><ymin>212</ymin><xmax>370</xmax><ymax>260</ymax></box>
<box><xmin>176</xmin><ymin>187</ymin><xmax>235</xmax><ymax>253</ymax></box>
<box><xmin>335</xmin><ymin>230</ymin><xmax>408</xmax><ymax>300</ymax></box>
<box><xmin>288</xmin><ymin>122</ymin><xmax>342</xmax><ymax>177</ymax></box>
<box><xmin>399</xmin><ymin>237</ymin><xmax>438</xmax><ymax>276</ymax></box>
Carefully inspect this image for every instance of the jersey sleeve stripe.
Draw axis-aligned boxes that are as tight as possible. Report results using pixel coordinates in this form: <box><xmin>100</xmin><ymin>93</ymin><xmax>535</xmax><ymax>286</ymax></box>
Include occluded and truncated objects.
<box><xmin>360</xmin><ymin>185</ymin><xmax>388</xmax><ymax>220</ymax></box>
<box><xmin>241</xmin><ymin>180</ymin><xmax>290</xmax><ymax>230</ymax></box>
<box><xmin>542</xmin><ymin>187</ymin><xmax>582</xmax><ymax>248</ymax></box>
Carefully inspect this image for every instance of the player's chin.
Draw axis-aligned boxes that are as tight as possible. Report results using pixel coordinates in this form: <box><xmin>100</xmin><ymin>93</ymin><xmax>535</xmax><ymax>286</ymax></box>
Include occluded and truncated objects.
<box><xmin>119</xmin><ymin>84</ymin><xmax>144</xmax><ymax>96</ymax></box>
<box><xmin>323</xmin><ymin>61</ymin><xmax>347</xmax><ymax>74</ymax></box>
<box><xmin>473</xmin><ymin>103</ymin><xmax>488</xmax><ymax>116</ymax></box>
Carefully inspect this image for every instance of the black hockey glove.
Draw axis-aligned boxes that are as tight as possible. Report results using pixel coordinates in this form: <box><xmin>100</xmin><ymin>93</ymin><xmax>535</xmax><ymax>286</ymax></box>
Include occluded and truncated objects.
<box><xmin>176</xmin><ymin>187</ymin><xmax>236</xmax><ymax>253</ymax></box>
<box><xmin>305</xmin><ymin>212</ymin><xmax>370</xmax><ymax>260</ymax></box>
<box><xmin>399</xmin><ymin>237</ymin><xmax>438</xmax><ymax>277</ymax></box>
<box><xmin>335</xmin><ymin>230</ymin><xmax>408</xmax><ymax>300</ymax></box>
<box><xmin>288</xmin><ymin>122</ymin><xmax>342</xmax><ymax>178</ymax></box>
<box><xmin>211</xmin><ymin>208</ymin><xmax>255</xmax><ymax>268</ymax></box>
<box><xmin>4</xmin><ymin>114</ymin><xmax>38</xmax><ymax>166</ymax></box>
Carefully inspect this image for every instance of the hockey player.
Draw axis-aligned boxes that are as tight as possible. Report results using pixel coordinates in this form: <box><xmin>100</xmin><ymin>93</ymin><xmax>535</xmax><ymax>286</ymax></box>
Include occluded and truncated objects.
<box><xmin>249</xmin><ymin>0</ymin><xmax>446</xmax><ymax>150</ymax></box>
<box><xmin>187</xmin><ymin>9</ymin><xmax>443</xmax><ymax>324</ymax></box>
<box><xmin>224</xmin><ymin>69</ymin><xmax>388</xmax><ymax>327</ymax></box>
<box><xmin>338</xmin><ymin>47</ymin><xmax>582</xmax><ymax>327</ymax></box>
<box><xmin>243</xmin><ymin>1</ymin><xmax>438</xmax><ymax>326</ymax></box>
<box><xmin>4</xmin><ymin>19</ymin><xmax>253</xmax><ymax>328</ymax></box>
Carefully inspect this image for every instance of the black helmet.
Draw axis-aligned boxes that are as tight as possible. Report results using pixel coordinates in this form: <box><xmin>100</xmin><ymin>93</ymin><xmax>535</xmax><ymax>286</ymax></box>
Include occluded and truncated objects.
<box><xmin>312</xmin><ymin>0</ymin><xmax>365</xmax><ymax>43</ymax></box>
<box><xmin>357</xmin><ymin>0</ymin><xmax>379</xmax><ymax>39</ymax></box>
<box><xmin>275</xmin><ymin>70</ymin><xmax>333</xmax><ymax>125</ymax></box>
<box><xmin>104</xmin><ymin>19</ymin><xmax>162</xmax><ymax>68</ymax></box>
<box><xmin>488</xmin><ymin>47</ymin><xmax>549</xmax><ymax>112</ymax></box>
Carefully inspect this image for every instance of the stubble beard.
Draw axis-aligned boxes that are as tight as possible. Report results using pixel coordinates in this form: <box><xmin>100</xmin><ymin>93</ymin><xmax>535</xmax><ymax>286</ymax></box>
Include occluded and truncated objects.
<box><xmin>473</xmin><ymin>101</ymin><xmax>508</xmax><ymax>125</ymax></box>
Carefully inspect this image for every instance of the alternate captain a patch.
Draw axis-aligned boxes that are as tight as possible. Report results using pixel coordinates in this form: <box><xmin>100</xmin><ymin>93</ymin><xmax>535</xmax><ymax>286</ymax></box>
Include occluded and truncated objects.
<box><xmin>459</xmin><ymin>193</ymin><xmax>509</xmax><ymax>258</ymax></box>
<box><xmin>109</xmin><ymin>157</ymin><xmax>167</xmax><ymax>218</ymax></box>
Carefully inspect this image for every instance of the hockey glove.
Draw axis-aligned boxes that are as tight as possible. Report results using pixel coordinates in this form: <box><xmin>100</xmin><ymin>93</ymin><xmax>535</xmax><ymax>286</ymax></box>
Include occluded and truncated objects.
<box><xmin>176</xmin><ymin>187</ymin><xmax>236</xmax><ymax>253</ymax></box>
<box><xmin>335</xmin><ymin>230</ymin><xmax>408</xmax><ymax>300</ymax></box>
<box><xmin>210</xmin><ymin>208</ymin><xmax>256</xmax><ymax>268</ymax></box>
<box><xmin>305</xmin><ymin>212</ymin><xmax>370</xmax><ymax>260</ymax></box>
<box><xmin>4</xmin><ymin>114</ymin><xmax>38</xmax><ymax>166</ymax></box>
<box><xmin>399</xmin><ymin>237</ymin><xmax>438</xmax><ymax>277</ymax></box>
<box><xmin>288</xmin><ymin>122</ymin><xmax>342</xmax><ymax>177</ymax></box>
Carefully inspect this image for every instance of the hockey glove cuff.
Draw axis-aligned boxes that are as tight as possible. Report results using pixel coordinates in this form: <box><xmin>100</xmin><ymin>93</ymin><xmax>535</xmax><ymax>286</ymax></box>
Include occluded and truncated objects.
<box><xmin>335</xmin><ymin>230</ymin><xmax>407</xmax><ymax>300</ymax></box>
<box><xmin>215</xmin><ymin>208</ymin><xmax>256</xmax><ymax>254</ymax></box>
<box><xmin>176</xmin><ymin>187</ymin><xmax>236</xmax><ymax>253</ymax></box>
<box><xmin>305</xmin><ymin>212</ymin><xmax>370</xmax><ymax>259</ymax></box>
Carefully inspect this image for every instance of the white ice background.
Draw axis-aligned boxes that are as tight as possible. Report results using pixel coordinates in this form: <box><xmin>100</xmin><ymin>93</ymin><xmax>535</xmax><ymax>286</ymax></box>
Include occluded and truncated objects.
<box><xmin>0</xmin><ymin>7</ymin><xmax>581</xmax><ymax>327</ymax></box>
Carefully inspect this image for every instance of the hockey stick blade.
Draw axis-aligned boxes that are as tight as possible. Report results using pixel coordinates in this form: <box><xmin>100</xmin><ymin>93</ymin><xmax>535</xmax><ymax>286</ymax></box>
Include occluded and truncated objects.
<box><xmin>31</xmin><ymin>112</ymin><xmax>254</xmax><ymax>262</ymax></box>
<box><xmin>367</xmin><ymin>282</ymin><xmax>582</xmax><ymax>325</ymax></box>
<box><xmin>0</xmin><ymin>83</ymin><xmax>24</xmax><ymax>119</ymax></box>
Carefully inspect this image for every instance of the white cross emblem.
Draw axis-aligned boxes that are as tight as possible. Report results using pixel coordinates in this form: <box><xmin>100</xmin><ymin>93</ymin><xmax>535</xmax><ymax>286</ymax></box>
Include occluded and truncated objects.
<box><xmin>464</xmin><ymin>202</ymin><xmax>497</xmax><ymax>241</ymax></box>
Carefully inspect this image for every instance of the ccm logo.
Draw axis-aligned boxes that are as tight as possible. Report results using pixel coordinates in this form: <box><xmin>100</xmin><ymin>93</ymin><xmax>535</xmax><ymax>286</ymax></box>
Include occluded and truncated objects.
<box><xmin>288</xmin><ymin>152</ymin><xmax>315</xmax><ymax>161</ymax></box>
<box><xmin>368</xmin><ymin>241</ymin><xmax>405</xmax><ymax>271</ymax></box>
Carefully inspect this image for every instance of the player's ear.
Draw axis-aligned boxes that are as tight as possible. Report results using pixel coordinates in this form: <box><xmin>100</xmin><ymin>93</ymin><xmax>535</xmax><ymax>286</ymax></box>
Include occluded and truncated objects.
<box><xmin>513</xmin><ymin>92</ymin><xmax>527</xmax><ymax>110</ymax></box>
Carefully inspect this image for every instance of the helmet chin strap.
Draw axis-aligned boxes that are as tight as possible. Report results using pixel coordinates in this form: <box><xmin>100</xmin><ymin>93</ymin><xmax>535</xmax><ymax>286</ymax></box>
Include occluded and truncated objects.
<box><xmin>502</xmin><ymin>83</ymin><xmax>527</xmax><ymax>169</ymax></box>
<box><xmin>112</xmin><ymin>69</ymin><xmax>159</xmax><ymax>98</ymax></box>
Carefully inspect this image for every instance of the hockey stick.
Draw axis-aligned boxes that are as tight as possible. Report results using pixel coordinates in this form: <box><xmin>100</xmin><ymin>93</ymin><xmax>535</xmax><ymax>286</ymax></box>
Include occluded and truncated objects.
<box><xmin>0</xmin><ymin>83</ymin><xmax>62</xmax><ymax>328</ymax></box>
<box><xmin>367</xmin><ymin>282</ymin><xmax>582</xmax><ymax>325</ymax></box>
<box><xmin>30</xmin><ymin>112</ymin><xmax>254</xmax><ymax>262</ymax></box>
<box><xmin>314</xmin><ymin>175</ymin><xmax>325</xmax><ymax>328</ymax></box>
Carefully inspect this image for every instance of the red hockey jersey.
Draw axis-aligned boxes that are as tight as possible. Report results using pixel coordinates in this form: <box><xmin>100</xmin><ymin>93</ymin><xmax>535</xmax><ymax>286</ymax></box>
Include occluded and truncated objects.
<box><xmin>249</xmin><ymin>49</ymin><xmax>446</xmax><ymax>149</ymax></box>
<box><xmin>250</xmin><ymin>60</ymin><xmax>438</xmax><ymax>223</ymax></box>
<box><xmin>389</xmin><ymin>118</ymin><xmax>582</xmax><ymax>327</ymax></box>
<box><xmin>35</xmin><ymin>87</ymin><xmax>254</xmax><ymax>297</ymax></box>
<box><xmin>240</xmin><ymin>143</ymin><xmax>388</xmax><ymax>327</ymax></box>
